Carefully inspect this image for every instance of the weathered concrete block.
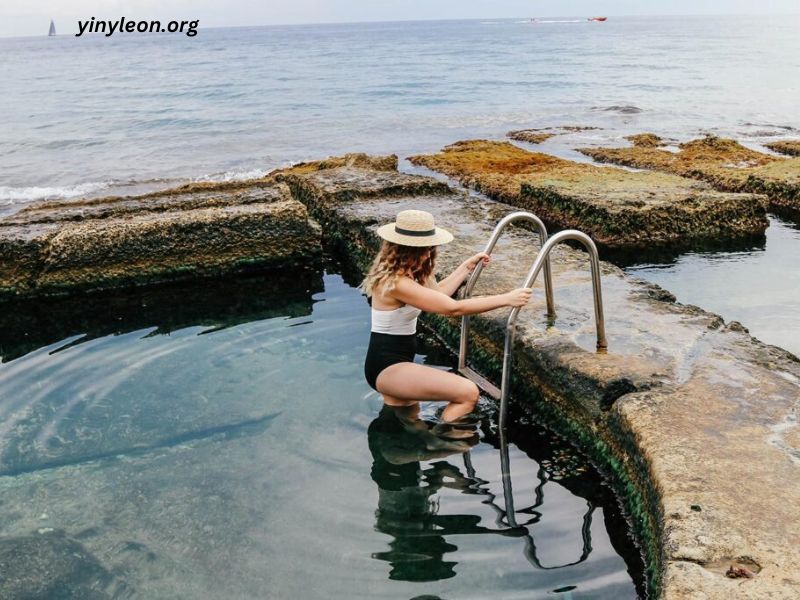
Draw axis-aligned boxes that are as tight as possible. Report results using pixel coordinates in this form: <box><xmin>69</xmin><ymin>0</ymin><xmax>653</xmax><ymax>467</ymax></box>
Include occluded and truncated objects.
<box><xmin>409</xmin><ymin>140</ymin><xmax>769</xmax><ymax>247</ymax></box>
<box><xmin>0</xmin><ymin>182</ymin><xmax>322</xmax><ymax>300</ymax></box>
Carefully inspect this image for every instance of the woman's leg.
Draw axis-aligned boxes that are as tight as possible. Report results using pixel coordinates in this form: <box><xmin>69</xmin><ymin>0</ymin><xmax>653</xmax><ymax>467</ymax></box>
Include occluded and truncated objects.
<box><xmin>376</xmin><ymin>362</ymin><xmax>480</xmax><ymax>422</ymax></box>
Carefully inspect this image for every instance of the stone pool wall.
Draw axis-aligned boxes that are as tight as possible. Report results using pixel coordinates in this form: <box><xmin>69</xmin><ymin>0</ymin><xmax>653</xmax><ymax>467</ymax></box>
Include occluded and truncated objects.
<box><xmin>0</xmin><ymin>181</ymin><xmax>322</xmax><ymax>300</ymax></box>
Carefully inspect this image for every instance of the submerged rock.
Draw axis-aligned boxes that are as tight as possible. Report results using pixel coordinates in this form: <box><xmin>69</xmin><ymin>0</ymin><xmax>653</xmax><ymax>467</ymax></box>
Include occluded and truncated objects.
<box><xmin>0</xmin><ymin>180</ymin><xmax>322</xmax><ymax>300</ymax></box>
<box><xmin>409</xmin><ymin>139</ymin><xmax>768</xmax><ymax>248</ymax></box>
<box><xmin>0</xmin><ymin>268</ymin><xmax>322</xmax><ymax>363</ymax></box>
<box><xmin>0</xmin><ymin>530</ymin><xmax>120</xmax><ymax>598</ymax></box>
<box><xmin>507</xmin><ymin>125</ymin><xmax>602</xmax><ymax>145</ymax></box>
<box><xmin>578</xmin><ymin>134</ymin><xmax>800</xmax><ymax>215</ymax></box>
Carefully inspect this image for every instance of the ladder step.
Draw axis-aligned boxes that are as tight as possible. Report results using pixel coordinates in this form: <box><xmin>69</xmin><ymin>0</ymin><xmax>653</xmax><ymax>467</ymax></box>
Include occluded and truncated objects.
<box><xmin>458</xmin><ymin>366</ymin><xmax>501</xmax><ymax>400</ymax></box>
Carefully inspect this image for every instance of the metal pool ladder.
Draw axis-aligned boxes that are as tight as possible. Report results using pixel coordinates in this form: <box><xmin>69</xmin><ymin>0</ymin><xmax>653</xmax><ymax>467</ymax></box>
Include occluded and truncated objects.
<box><xmin>457</xmin><ymin>211</ymin><xmax>608</xmax><ymax>429</ymax></box>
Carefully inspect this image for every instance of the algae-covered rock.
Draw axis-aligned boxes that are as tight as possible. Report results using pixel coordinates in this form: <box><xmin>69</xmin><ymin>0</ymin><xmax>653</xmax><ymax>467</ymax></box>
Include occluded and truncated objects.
<box><xmin>507</xmin><ymin>129</ymin><xmax>557</xmax><ymax>144</ymax></box>
<box><xmin>409</xmin><ymin>140</ymin><xmax>768</xmax><ymax>247</ymax></box>
<box><xmin>625</xmin><ymin>133</ymin><xmax>666</xmax><ymax>148</ymax></box>
<box><xmin>579</xmin><ymin>135</ymin><xmax>800</xmax><ymax>214</ymax></box>
<box><xmin>268</xmin><ymin>152</ymin><xmax>398</xmax><ymax>177</ymax></box>
<box><xmin>766</xmin><ymin>139</ymin><xmax>800</xmax><ymax>157</ymax></box>
<box><xmin>0</xmin><ymin>181</ymin><xmax>322</xmax><ymax>300</ymax></box>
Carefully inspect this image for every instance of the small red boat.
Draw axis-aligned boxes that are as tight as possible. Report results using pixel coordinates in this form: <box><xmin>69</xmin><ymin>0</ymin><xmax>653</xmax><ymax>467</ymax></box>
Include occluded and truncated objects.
<box><xmin>588</xmin><ymin>16</ymin><xmax>608</xmax><ymax>22</ymax></box>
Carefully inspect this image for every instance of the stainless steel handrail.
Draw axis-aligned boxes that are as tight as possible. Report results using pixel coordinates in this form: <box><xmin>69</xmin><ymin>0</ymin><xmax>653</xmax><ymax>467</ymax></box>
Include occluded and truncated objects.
<box><xmin>499</xmin><ymin>229</ymin><xmax>607</xmax><ymax>430</ymax></box>
<box><xmin>458</xmin><ymin>211</ymin><xmax>555</xmax><ymax>376</ymax></box>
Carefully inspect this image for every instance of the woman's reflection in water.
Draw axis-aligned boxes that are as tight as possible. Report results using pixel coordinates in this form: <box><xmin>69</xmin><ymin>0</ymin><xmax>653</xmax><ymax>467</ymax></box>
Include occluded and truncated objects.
<box><xmin>368</xmin><ymin>404</ymin><xmax>499</xmax><ymax>582</ymax></box>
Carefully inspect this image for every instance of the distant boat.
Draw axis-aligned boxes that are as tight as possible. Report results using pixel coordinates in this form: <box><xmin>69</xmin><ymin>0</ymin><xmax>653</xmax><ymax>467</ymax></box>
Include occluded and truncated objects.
<box><xmin>588</xmin><ymin>16</ymin><xmax>608</xmax><ymax>22</ymax></box>
<box><xmin>48</xmin><ymin>19</ymin><xmax>56</xmax><ymax>36</ymax></box>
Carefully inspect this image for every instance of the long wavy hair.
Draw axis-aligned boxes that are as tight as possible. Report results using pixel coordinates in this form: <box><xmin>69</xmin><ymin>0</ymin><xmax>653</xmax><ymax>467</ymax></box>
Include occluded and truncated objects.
<box><xmin>360</xmin><ymin>241</ymin><xmax>437</xmax><ymax>300</ymax></box>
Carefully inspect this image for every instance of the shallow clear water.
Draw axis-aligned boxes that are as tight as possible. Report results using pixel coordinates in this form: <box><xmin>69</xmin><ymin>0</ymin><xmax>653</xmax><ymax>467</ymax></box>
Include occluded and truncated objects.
<box><xmin>0</xmin><ymin>266</ymin><xmax>643</xmax><ymax>598</ymax></box>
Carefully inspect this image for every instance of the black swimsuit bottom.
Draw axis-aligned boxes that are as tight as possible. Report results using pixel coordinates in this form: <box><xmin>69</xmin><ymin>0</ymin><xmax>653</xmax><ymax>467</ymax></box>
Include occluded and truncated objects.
<box><xmin>364</xmin><ymin>331</ymin><xmax>417</xmax><ymax>391</ymax></box>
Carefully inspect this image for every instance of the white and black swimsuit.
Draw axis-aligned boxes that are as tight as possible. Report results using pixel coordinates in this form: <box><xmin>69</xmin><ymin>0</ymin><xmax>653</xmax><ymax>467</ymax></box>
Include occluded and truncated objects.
<box><xmin>363</xmin><ymin>300</ymin><xmax>422</xmax><ymax>391</ymax></box>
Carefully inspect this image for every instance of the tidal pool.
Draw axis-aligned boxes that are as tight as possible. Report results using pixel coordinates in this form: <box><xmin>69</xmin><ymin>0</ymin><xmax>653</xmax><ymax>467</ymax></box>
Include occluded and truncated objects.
<box><xmin>619</xmin><ymin>214</ymin><xmax>800</xmax><ymax>358</ymax></box>
<box><xmin>0</xmin><ymin>265</ymin><xmax>643</xmax><ymax>599</ymax></box>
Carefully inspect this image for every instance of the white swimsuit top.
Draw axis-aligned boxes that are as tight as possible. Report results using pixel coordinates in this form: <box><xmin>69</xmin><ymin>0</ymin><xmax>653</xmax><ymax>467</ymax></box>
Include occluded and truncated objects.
<box><xmin>371</xmin><ymin>303</ymin><xmax>422</xmax><ymax>335</ymax></box>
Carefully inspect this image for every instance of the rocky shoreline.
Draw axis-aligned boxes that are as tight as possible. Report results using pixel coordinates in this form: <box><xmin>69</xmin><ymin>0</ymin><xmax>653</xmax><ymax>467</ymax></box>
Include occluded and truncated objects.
<box><xmin>2</xmin><ymin>141</ymin><xmax>800</xmax><ymax>599</ymax></box>
<box><xmin>410</xmin><ymin>140</ymin><xmax>769</xmax><ymax>248</ymax></box>
<box><xmin>577</xmin><ymin>134</ymin><xmax>800</xmax><ymax>215</ymax></box>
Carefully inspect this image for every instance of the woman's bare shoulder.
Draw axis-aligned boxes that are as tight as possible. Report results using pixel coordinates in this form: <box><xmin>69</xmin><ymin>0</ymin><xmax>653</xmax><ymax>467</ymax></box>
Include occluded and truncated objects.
<box><xmin>372</xmin><ymin>279</ymin><xmax>407</xmax><ymax>310</ymax></box>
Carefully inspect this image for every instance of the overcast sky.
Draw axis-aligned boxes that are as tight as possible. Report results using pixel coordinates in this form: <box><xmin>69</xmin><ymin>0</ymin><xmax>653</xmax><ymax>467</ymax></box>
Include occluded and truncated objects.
<box><xmin>2</xmin><ymin>0</ymin><xmax>798</xmax><ymax>38</ymax></box>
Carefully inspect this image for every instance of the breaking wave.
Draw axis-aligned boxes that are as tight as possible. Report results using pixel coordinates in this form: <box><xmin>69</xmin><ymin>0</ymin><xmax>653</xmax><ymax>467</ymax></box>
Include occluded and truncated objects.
<box><xmin>0</xmin><ymin>181</ymin><xmax>113</xmax><ymax>203</ymax></box>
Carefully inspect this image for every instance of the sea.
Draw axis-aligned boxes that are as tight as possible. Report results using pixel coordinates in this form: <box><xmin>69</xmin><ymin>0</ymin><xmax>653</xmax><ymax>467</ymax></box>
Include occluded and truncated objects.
<box><xmin>1</xmin><ymin>14</ymin><xmax>799</xmax><ymax>353</ymax></box>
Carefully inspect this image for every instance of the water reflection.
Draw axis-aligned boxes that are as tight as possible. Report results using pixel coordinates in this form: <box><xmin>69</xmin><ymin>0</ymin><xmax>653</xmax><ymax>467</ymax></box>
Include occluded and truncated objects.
<box><xmin>491</xmin><ymin>428</ymin><xmax>594</xmax><ymax>569</ymax></box>
<box><xmin>366</xmin><ymin>405</ymin><xmax>624</xmax><ymax>591</ymax></box>
<box><xmin>0</xmin><ymin>268</ymin><xmax>323</xmax><ymax>363</ymax></box>
<box><xmin>368</xmin><ymin>405</ymin><xmax>481</xmax><ymax>581</ymax></box>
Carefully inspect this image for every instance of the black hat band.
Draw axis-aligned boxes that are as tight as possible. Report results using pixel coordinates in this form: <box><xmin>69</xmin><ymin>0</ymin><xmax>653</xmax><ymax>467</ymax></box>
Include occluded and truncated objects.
<box><xmin>395</xmin><ymin>225</ymin><xmax>436</xmax><ymax>237</ymax></box>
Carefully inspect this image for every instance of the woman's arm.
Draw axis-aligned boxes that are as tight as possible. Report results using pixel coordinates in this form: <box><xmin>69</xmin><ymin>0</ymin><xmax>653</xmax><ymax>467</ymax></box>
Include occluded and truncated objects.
<box><xmin>434</xmin><ymin>264</ymin><xmax>470</xmax><ymax>297</ymax></box>
<box><xmin>393</xmin><ymin>276</ymin><xmax>531</xmax><ymax>317</ymax></box>
<box><xmin>434</xmin><ymin>252</ymin><xmax>491</xmax><ymax>297</ymax></box>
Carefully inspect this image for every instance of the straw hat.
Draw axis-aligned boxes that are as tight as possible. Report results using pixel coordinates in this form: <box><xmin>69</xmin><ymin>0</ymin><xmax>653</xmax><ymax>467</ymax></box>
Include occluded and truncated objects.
<box><xmin>375</xmin><ymin>209</ymin><xmax>454</xmax><ymax>247</ymax></box>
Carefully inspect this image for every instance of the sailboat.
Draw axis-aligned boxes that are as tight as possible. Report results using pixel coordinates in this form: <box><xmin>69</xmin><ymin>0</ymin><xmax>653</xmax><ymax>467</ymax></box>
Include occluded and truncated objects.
<box><xmin>48</xmin><ymin>19</ymin><xmax>56</xmax><ymax>36</ymax></box>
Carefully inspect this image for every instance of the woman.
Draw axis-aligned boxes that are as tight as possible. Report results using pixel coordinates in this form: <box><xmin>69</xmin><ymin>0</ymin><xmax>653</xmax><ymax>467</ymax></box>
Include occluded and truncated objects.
<box><xmin>361</xmin><ymin>209</ymin><xmax>532</xmax><ymax>423</ymax></box>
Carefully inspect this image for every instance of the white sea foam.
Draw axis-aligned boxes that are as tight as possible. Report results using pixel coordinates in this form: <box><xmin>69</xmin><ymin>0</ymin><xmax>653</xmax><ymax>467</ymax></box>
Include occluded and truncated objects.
<box><xmin>0</xmin><ymin>181</ymin><xmax>112</xmax><ymax>203</ymax></box>
<box><xmin>194</xmin><ymin>168</ymin><xmax>271</xmax><ymax>183</ymax></box>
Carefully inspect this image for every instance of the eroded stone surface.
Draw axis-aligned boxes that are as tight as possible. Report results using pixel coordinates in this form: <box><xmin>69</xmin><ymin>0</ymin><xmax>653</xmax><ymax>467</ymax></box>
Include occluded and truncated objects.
<box><xmin>0</xmin><ymin>181</ymin><xmax>322</xmax><ymax>300</ymax></box>
<box><xmin>281</xmin><ymin>160</ymin><xmax>800</xmax><ymax>599</ymax></box>
<box><xmin>409</xmin><ymin>140</ymin><xmax>768</xmax><ymax>248</ymax></box>
<box><xmin>578</xmin><ymin>135</ymin><xmax>800</xmax><ymax>214</ymax></box>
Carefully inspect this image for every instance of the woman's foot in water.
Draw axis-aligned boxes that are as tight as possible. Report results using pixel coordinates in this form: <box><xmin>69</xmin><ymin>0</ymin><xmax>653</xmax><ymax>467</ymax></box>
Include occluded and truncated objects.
<box><xmin>431</xmin><ymin>422</ymin><xmax>478</xmax><ymax>440</ymax></box>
